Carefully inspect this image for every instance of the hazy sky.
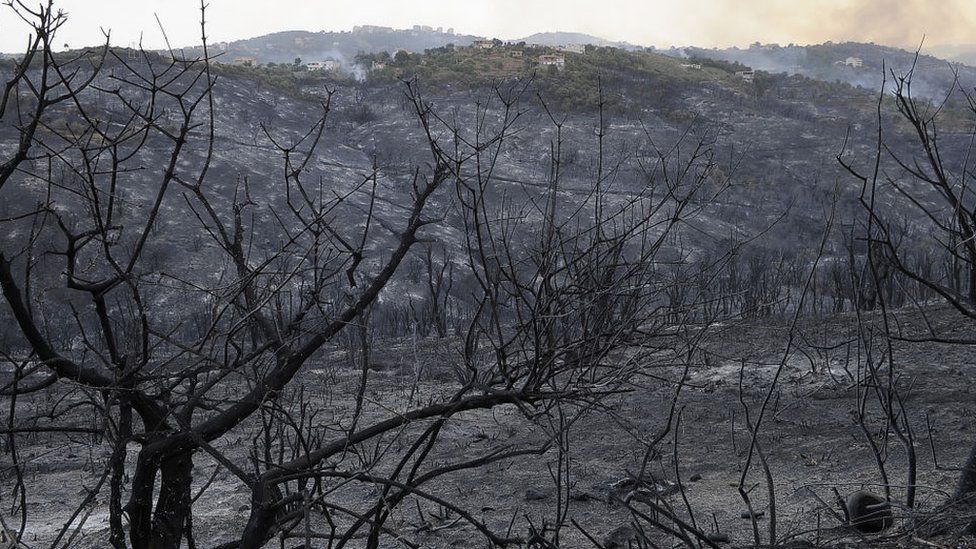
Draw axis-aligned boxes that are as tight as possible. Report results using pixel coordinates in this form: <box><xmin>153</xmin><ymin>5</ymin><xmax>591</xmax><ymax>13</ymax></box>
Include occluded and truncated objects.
<box><xmin>0</xmin><ymin>0</ymin><xmax>973</xmax><ymax>53</ymax></box>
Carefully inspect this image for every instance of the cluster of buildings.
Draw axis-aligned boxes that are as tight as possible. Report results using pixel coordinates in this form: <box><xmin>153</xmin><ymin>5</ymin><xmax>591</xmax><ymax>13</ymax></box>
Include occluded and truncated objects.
<box><xmin>305</xmin><ymin>60</ymin><xmax>341</xmax><ymax>71</ymax></box>
<box><xmin>229</xmin><ymin>56</ymin><xmax>343</xmax><ymax>73</ymax></box>
<box><xmin>352</xmin><ymin>25</ymin><xmax>392</xmax><ymax>33</ymax></box>
<box><xmin>352</xmin><ymin>25</ymin><xmax>455</xmax><ymax>35</ymax></box>
<box><xmin>467</xmin><ymin>39</ymin><xmax>585</xmax><ymax>70</ymax></box>
<box><xmin>412</xmin><ymin>25</ymin><xmax>454</xmax><ymax>34</ymax></box>
<box><xmin>226</xmin><ymin>35</ymin><xmax>592</xmax><ymax>75</ymax></box>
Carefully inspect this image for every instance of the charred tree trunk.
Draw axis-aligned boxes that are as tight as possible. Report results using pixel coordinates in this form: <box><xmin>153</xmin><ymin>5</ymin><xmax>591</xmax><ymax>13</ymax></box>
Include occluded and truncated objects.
<box><xmin>126</xmin><ymin>449</ymin><xmax>194</xmax><ymax>549</ymax></box>
<box><xmin>149</xmin><ymin>453</ymin><xmax>194</xmax><ymax>548</ymax></box>
<box><xmin>108</xmin><ymin>402</ymin><xmax>132</xmax><ymax>549</ymax></box>
<box><xmin>238</xmin><ymin>482</ymin><xmax>284</xmax><ymax>549</ymax></box>
<box><xmin>127</xmin><ymin>452</ymin><xmax>158</xmax><ymax>548</ymax></box>
<box><xmin>955</xmin><ymin>441</ymin><xmax>976</xmax><ymax>501</ymax></box>
<box><xmin>956</xmin><ymin>441</ymin><xmax>976</xmax><ymax>534</ymax></box>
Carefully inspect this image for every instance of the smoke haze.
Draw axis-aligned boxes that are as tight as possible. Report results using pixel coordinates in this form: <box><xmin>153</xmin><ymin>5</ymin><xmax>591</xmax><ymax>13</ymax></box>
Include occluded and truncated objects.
<box><xmin>0</xmin><ymin>0</ymin><xmax>973</xmax><ymax>53</ymax></box>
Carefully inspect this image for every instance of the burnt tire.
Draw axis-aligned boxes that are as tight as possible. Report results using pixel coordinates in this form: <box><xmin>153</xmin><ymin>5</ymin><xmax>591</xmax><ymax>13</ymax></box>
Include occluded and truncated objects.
<box><xmin>846</xmin><ymin>491</ymin><xmax>893</xmax><ymax>534</ymax></box>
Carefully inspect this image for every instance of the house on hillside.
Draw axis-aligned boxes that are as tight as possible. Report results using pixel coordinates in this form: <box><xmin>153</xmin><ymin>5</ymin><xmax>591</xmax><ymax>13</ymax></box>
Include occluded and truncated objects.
<box><xmin>538</xmin><ymin>54</ymin><xmax>566</xmax><ymax>69</ymax></box>
<box><xmin>843</xmin><ymin>56</ymin><xmax>863</xmax><ymax>68</ymax></box>
<box><xmin>558</xmin><ymin>44</ymin><xmax>586</xmax><ymax>54</ymax></box>
<box><xmin>734</xmin><ymin>69</ymin><xmax>754</xmax><ymax>82</ymax></box>
<box><xmin>681</xmin><ymin>63</ymin><xmax>703</xmax><ymax>70</ymax></box>
<box><xmin>510</xmin><ymin>50</ymin><xmax>523</xmax><ymax>58</ymax></box>
<box><xmin>473</xmin><ymin>40</ymin><xmax>495</xmax><ymax>50</ymax></box>
<box><xmin>306</xmin><ymin>59</ymin><xmax>340</xmax><ymax>72</ymax></box>
<box><xmin>371</xmin><ymin>60</ymin><xmax>387</xmax><ymax>70</ymax></box>
<box><xmin>232</xmin><ymin>56</ymin><xmax>257</xmax><ymax>66</ymax></box>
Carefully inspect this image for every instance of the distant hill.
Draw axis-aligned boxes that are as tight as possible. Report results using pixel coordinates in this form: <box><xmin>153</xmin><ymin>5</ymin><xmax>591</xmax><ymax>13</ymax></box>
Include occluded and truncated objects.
<box><xmin>662</xmin><ymin>42</ymin><xmax>976</xmax><ymax>100</ymax></box>
<box><xmin>925</xmin><ymin>44</ymin><xmax>976</xmax><ymax>67</ymax></box>
<box><xmin>178</xmin><ymin>27</ymin><xmax>482</xmax><ymax>71</ymax></box>
<box><xmin>108</xmin><ymin>27</ymin><xmax>976</xmax><ymax>99</ymax></box>
<box><xmin>517</xmin><ymin>32</ymin><xmax>637</xmax><ymax>50</ymax></box>
<box><xmin>62</xmin><ymin>27</ymin><xmax>976</xmax><ymax>100</ymax></box>
<box><xmin>175</xmin><ymin>28</ymin><xmax>644</xmax><ymax>73</ymax></box>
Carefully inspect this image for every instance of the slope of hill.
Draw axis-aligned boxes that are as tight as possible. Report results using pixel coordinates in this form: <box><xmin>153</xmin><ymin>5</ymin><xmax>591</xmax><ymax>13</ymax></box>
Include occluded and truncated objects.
<box><xmin>668</xmin><ymin>41</ymin><xmax>976</xmax><ymax>99</ymax></box>
<box><xmin>170</xmin><ymin>28</ymin><xmax>976</xmax><ymax>101</ymax></box>
<box><xmin>179</xmin><ymin>27</ymin><xmax>482</xmax><ymax>70</ymax></box>
<box><xmin>926</xmin><ymin>43</ymin><xmax>976</xmax><ymax>66</ymax></box>
<box><xmin>1</xmin><ymin>43</ymin><xmax>968</xmax><ymax>342</ymax></box>
<box><xmin>0</xmin><ymin>44</ymin><xmax>915</xmax><ymax>272</ymax></box>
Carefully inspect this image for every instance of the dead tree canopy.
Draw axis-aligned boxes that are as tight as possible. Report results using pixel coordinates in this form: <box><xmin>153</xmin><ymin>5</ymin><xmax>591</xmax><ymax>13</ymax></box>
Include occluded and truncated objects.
<box><xmin>0</xmin><ymin>3</ymin><xmax>731</xmax><ymax>548</ymax></box>
<box><xmin>839</xmin><ymin>59</ymin><xmax>976</xmax><ymax>511</ymax></box>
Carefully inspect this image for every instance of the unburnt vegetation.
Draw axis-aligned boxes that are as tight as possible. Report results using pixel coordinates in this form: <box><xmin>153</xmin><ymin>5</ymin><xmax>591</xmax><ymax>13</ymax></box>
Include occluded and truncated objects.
<box><xmin>3</xmin><ymin>2</ymin><xmax>976</xmax><ymax>549</ymax></box>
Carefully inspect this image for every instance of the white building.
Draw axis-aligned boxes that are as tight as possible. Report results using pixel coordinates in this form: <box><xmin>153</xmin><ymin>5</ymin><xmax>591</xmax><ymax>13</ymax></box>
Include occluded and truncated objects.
<box><xmin>473</xmin><ymin>40</ymin><xmax>495</xmax><ymax>50</ymax></box>
<box><xmin>306</xmin><ymin>60</ymin><xmax>340</xmax><ymax>72</ymax></box>
<box><xmin>734</xmin><ymin>70</ymin><xmax>754</xmax><ymax>82</ymax></box>
<box><xmin>538</xmin><ymin>54</ymin><xmax>566</xmax><ymax>69</ymax></box>
<box><xmin>844</xmin><ymin>56</ymin><xmax>863</xmax><ymax>68</ymax></box>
